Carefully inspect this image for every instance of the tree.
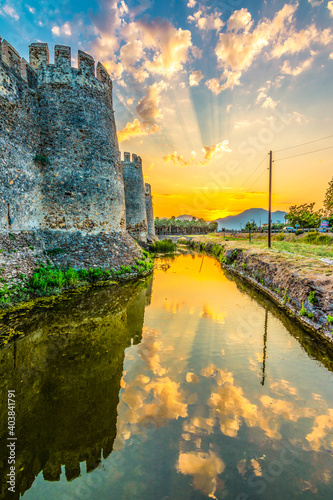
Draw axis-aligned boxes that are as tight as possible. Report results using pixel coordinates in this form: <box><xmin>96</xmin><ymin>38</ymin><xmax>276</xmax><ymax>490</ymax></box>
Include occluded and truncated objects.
<box><xmin>245</xmin><ymin>221</ymin><xmax>258</xmax><ymax>231</ymax></box>
<box><xmin>323</xmin><ymin>176</ymin><xmax>333</xmax><ymax>217</ymax></box>
<box><xmin>285</xmin><ymin>203</ymin><xmax>322</xmax><ymax>229</ymax></box>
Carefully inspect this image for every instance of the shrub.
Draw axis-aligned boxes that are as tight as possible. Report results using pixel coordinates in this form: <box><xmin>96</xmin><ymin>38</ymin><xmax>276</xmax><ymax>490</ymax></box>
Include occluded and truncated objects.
<box><xmin>303</xmin><ymin>232</ymin><xmax>333</xmax><ymax>245</ymax></box>
<box><xmin>78</xmin><ymin>269</ymin><xmax>88</xmax><ymax>280</ymax></box>
<box><xmin>327</xmin><ymin>315</ymin><xmax>333</xmax><ymax>324</ymax></box>
<box><xmin>308</xmin><ymin>291</ymin><xmax>317</xmax><ymax>305</ymax></box>
<box><xmin>299</xmin><ymin>303</ymin><xmax>315</xmax><ymax>320</ymax></box>
<box><xmin>65</xmin><ymin>268</ymin><xmax>79</xmax><ymax>285</ymax></box>
<box><xmin>150</xmin><ymin>239</ymin><xmax>176</xmax><ymax>253</ymax></box>
<box><xmin>299</xmin><ymin>303</ymin><xmax>307</xmax><ymax>317</ymax></box>
<box><xmin>86</xmin><ymin>267</ymin><xmax>105</xmax><ymax>283</ymax></box>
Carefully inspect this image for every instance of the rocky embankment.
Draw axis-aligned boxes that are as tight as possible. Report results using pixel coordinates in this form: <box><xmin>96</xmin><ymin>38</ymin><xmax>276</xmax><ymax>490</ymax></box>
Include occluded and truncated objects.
<box><xmin>184</xmin><ymin>239</ymin><xmax>333</xmax><ymax>343</ymax></box>
<box><xmin>0</xmin><ymin>230</ymin><xmax>151</xmax><ymax>312</ymax></box>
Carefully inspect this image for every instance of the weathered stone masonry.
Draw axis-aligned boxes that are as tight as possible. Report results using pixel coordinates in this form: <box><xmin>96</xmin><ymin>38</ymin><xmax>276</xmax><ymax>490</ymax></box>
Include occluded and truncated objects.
<box><xmin>0</xmin><ymin>38</ymin><xmax>156</xmax><ymax>276</ymax></box>
<box><xmin>145</xmin><ymin>183</ymin><xmax>155</xmax><ymax>238</ymax></box>
<box><xmin>122</xmin><ymin>152</ymin><xmax>148</xmax><ymax>241</ymax></box>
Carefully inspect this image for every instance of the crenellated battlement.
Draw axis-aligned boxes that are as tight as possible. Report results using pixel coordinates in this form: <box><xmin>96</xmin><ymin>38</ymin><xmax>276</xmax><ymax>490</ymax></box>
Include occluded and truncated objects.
<box><xmin>27</xmin><ymin>42</ymin><xmax>113</xmax><ymax>91</ymax></box>
<box><xmin>0</xmin><ymin>39</ymin><xmax>37</xmax><ymax>89</ymax></box>
<box><xmin>121</xmin><ymin>152</ymin><xmax>142</xmax><ymax>167</ymax></box>
<box><xmin>0</xmin><ymin>38</ymin><xmax>113</xmax><ymax>97</ymax></box>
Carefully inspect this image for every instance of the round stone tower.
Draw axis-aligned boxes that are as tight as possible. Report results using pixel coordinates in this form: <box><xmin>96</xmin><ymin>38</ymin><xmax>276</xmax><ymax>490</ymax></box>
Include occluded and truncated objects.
<box><xmin>122</xmin><ymin>153</ymin><xmax>148</xmax><ymax>242</ymax></box>
<box><xmin>145</xmin><ymin>183</ymin><xmax>155</xmax><ymax>238</ymax></box>
<box><xmin>29</xmin><ymin>43</ymin><xmax>125</xmax><ymax>233</ymax></box>
<box><xmin>0</xmin><ymin>40</ymin><xmax>42</xmax><ymax>231</ymax></box>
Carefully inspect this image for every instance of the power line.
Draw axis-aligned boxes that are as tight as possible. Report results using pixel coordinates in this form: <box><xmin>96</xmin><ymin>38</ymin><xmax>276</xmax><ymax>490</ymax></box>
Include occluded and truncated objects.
<box><xmin>247</xmin><ymin>167</ymin><xmax>267</xmax><ymax>191</ymax></box>
<box><xmin>242</xmin><ymin>154</ymin><xmax>268</xmax><ymax>188</ymax></box>
<box><xmin>275</xmin><ymin>134</ymin><xmax>333</xmax><ymax>153</ymax></box>
<box><xmin>274</xmin><ymin>144</ymin><xmax>333</xmax><ymax>162</ymax></box>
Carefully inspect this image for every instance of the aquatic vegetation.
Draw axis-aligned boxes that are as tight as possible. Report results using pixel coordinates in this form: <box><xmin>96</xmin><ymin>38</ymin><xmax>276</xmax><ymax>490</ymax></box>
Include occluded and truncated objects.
<box><xmin>150</xmin><ymin>239</ymin><xmax>177</xmax><ymax>253</ymax></box>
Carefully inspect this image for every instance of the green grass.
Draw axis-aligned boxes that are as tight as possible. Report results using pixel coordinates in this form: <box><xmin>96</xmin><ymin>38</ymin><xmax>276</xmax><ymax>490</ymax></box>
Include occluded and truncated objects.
<box><xmin>150</xmin><ymin>239</ymin><xmax>177</xmax><ymax>253</ymax></box>
<box><xmin>0</xmin><ymin>251</ymin><xmax>154</xmax><ymax>308</ymax></box>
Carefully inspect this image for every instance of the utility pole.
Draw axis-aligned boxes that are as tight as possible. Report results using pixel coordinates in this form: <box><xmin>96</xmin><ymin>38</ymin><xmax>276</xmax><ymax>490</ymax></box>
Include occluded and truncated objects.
<box><xmin>261</xmin><ymin>308</ymin><xmax>268</xmax><ymax>386</ymax></box>
<box><xmin>268</xmin><ymin>151</ymin><xmax>273</xmax><ymax>248</ymax></box>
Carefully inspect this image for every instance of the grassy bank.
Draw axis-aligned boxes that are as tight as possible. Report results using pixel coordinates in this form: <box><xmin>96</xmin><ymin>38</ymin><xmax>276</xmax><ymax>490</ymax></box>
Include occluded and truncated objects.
<box><xmin>0</xmin><ymin>251</ymin><xmax>154</xmax><ymax>309</ymax></box>
<box><xmin>200</xmin><ymin>232</ymin><xmax>333</xmax><ymax>261</ymax></box>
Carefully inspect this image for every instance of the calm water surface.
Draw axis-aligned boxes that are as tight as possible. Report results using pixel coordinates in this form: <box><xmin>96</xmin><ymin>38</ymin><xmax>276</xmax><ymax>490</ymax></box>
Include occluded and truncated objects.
<box><xmin>1</xmin><ymin>254</ymin><xmax>333</xmax><ymax>500</ymax></box>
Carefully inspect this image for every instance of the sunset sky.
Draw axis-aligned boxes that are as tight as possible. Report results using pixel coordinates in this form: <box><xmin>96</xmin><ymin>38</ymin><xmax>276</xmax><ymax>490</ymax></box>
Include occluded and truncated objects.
<box><xmin>1</xmin><ymin>0</ymin><xmax>333</xmax><ymax>220</ymax></box>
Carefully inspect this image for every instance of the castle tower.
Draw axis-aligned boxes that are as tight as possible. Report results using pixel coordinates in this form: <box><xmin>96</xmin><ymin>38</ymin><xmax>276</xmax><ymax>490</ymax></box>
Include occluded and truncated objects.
<box><xmin>29</xmin><ymin>43</ymin><xmax>125</xmax><ymax>233</ymax></box>
<box><xmin>0</xmin><ymin>39</ymin><xmax>42</xmax><ymax>231</ymax></box>
<box><xmin>121</xmin><ymin>153</ymin><xmax>148</xmax><ymax>241</ymax></box>
<box><xmin>145</xmin><ymin>183</ymin><xmax>155</xmax><ymax>238</ymax></box>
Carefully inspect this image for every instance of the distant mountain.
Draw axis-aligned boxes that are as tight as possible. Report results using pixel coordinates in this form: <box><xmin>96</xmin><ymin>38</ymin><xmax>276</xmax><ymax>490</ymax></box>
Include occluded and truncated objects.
<box><xmin>175</xmin><ymin>214</ymin><xmax>198</xmax><ymax>221</ymax></box>
<box><xmin>214</xmin><ymin>208</ymin><xmax>287</xmax><ymax>230</ymax></box>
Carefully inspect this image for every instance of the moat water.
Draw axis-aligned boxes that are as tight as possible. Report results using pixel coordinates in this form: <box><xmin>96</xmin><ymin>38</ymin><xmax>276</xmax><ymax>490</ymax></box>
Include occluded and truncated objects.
<box><xmin>1</xmin><ymin>254</ymin><xmax>333</xmax><ymax>500</ymax></box>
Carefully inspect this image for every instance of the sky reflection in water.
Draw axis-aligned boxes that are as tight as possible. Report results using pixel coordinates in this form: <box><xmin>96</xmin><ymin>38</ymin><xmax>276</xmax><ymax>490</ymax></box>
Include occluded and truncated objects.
<box><xmin>3</xmin><ymin>254</ymin><xmax>333</xmax><ymax>500</ymax></box>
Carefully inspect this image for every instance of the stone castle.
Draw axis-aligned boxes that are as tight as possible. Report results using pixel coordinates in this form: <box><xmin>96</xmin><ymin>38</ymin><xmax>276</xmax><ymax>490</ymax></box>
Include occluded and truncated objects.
<box><xmin>0</xmin><ymin>38</ymin><xmax>155</xmax><ymax>245</ymax></box>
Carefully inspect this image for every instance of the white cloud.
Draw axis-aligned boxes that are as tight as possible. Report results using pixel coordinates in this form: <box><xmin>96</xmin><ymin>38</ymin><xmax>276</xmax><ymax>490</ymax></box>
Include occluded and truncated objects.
<box><xmin>189</xmin><ymin>70</ymin><xmax>203</xmax><ymax>86</ymax></box>
<box><xmin>1</xmin><ymin>4</ymin><xmax>19</xmax><ymax>21</ymax></box>
<box><xmin>188</xmin><ymin>9</ymin><xmax>224</xmax><ymax>31</ymax></box>
<box><xmin>206</xmin><ymin>3</ymin><xmax>333</xmax><ymax>95</ymax></box>
<box><xmin>272</xmin><ymin>25</ymin><xmax>333</xmax><ymax>57</ymax></box>
<box><xmin>52</xmin><ymin>21</ymin><xmax>72</xmax><ymax>37</ymax></box>
<box><xmin>227</xmin><ymin>8</ymin><xmax>253</xmax><ymax>33</ymax></box>
<box><xmin>206</xmin><ymin>70</ymin><xmax>241</xmax><ymax>95</ymax></box>
<box><xmin>122</xmin><ymin>18</ymin><xmax>195</xmax><ymax>79</ymax></box>
<box><xmin>261</xmin><ymin>96</ymin><xmax>279</xmax><ymax>109</ymax></box>
<box><xmin>215</xmin><ymin>5</ymin><xmax>297</xmax><ymax>73</ymax></box>
<box><xmin>281</xmin><ymin>55</ymin><xmax>314</xmax><ymax>76</ymax></box>
<box><xmin>187</xmin><ymin>0</ymin><xmax>196</xmax><ymax>7</ymax></box>
<box><xmin>328</xmin><ymin>1</ymin><xmax>333</xmax><ymax>16</ymax></box>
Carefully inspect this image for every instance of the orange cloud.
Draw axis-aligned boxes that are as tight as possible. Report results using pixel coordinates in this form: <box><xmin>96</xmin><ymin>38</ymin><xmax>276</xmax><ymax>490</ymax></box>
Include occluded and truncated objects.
<box><xmin>329</xmin><ymin>1</ymin><xmax>333</xmax><ymax>17</ymax></box>
<box><xmin>125</xmin><ymin>18</ymin><xmax>195</xmax><ymax>79</ymax></box>
<box><xmin>202</xmin><ymin>140</ymin><xmax>232</xmax><ymax>161</ymax></box>
<box><xmin>189</xmin><ymin>69</ymin><xmax>204</xmax><ymax>86</ymax></box>
<box><xmin>117</xmin><ymin>118</ymin><xmax>160</xmax><ymax>142</ymax></box>
<box><xmin>136</xmin><ymin>81</ymin><xmax>167</xmax><ymax>126</ymax></box>
<box><xmin>118</xmin><ymin>81</ymin><xmax>167</xmax><ymax>142</ymax></box>
<box><xmin>163</xmin><ymin>152</ymin><xmax>191</xmax><ymax>167</ymax></box>
<box><xmin>177</xmin><ymin>451</ymin><xmax>224</xmax><ymax>499</ymax></box>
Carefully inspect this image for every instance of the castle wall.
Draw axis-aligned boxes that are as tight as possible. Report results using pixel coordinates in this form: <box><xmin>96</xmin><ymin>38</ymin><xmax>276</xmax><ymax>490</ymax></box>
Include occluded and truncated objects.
<box><xmin>0</xmin><ymin>40</ymin><xmax>43</xmax><ymax>231</ymax></box>
<box><xmin>29</xmin><ymin>44</ymin><xmax>125</xmax><ymax>233</ymax></box>
<box><xmin>122</xmin><ymin>152</ymin><xmax>148</xmax><ymax>241</ymax></box>
<box><xmin>145</xmin><ymin>183</ymin><xmax>155</xmax><ymax>237</ymax></box>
